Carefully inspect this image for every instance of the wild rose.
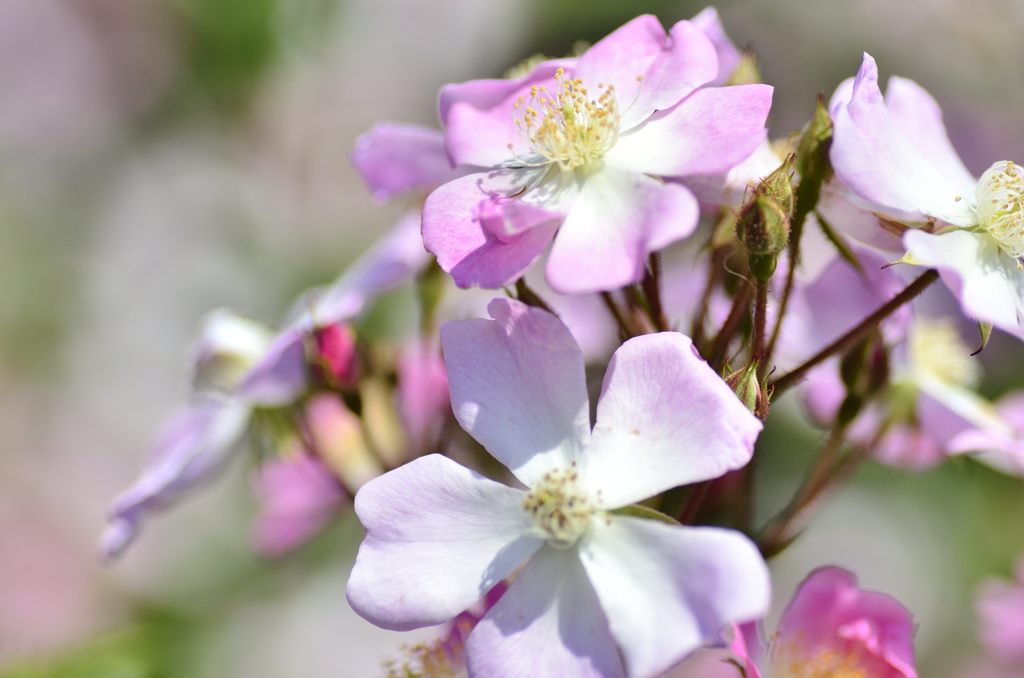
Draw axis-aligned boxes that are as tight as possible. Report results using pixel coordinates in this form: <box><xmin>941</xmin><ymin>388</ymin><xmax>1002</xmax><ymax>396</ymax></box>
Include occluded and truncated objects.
<box><xmin>423</xmin><ymin>14</ymin><xmax>772</xmax><ymax>294</ymax></box>
<box><xmin>346</xmin><ymin>298</ymin><xmax>769</xmax><ymax>677</ymax></box>
<box><xmin>830</xmin><ymin>53</ymin><xmax>1024</xmax><ymax>340</ymax></box>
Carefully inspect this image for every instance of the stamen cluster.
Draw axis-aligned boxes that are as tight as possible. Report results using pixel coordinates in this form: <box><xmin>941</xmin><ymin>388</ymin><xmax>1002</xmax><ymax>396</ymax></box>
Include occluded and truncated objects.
<box><xmin>977</xmin><ymin>160</ymin><xmax>1024</xmax><ymax>258</ymax></box>
<box><xmin>522</xmin><ymin>462</ymin><xmax>595</xmax><ymax>548</ymax></box>
<box><xmin>909</xmin><ymin>319</ymin><xmax>980</xmax><ymax>387</ymax></box>
<box><xmin>513</xmin><ymin>68</ymin><xmax>620</xmax><ymax>171</ymax></box>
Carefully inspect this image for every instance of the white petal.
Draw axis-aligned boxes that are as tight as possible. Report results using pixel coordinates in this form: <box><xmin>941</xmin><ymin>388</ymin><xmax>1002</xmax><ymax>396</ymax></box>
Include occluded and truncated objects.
<box><xmin>346</xmin><ymin>455</ymin><xmax>542</xmax><ymax>631</ymax></box>
<box><xmin>580</xmin><ymin>517</ymin><xmax>770</xmax><ymax>678</ymax></box>
<box><xmin>904</xmin><ymin>229</ymin><xmax>1024</xmax><ymax>339</ymax></box>
<box><xmin>585</xmin><ymin>333</ymin><xmax>761</xmax><ymax>508</ymax></box>
<box><xmin>466</xmin><ymin>546</ymin><xmax>625</xmax><ymax>678</ymax></box>
<box><xmin>440</xmin><ymin>298</ymin><xmax>591</xmax><ymax>487</ymax></box>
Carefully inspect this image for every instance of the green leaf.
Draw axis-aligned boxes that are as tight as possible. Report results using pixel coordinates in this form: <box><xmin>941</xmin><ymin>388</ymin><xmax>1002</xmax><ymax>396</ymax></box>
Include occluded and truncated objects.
<box><xmin>814</xmin><ymin>210</ymin><xmax>864</xmax><ymax>274</ymax></box>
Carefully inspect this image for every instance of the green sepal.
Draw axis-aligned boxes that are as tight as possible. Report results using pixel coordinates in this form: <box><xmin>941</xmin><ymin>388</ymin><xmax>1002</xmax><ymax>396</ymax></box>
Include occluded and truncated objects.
<box><xmin>610</xmin><ymin>504</ymin><xmax>681</xmax><ymax>525</ymax></box>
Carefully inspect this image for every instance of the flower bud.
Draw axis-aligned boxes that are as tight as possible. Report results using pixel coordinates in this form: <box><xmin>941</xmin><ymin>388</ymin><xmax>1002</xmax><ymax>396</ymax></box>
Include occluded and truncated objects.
<box><xmin>725</xmin><ymin>361</ymin><xmax>762</xmax><ymax>415</ymax></box>
<box><xmin>796</xmin><ymin>95</ymin><xmax>833</xmax><ymax>188</ymax></box>
<box><xmin>311</xmin><ymin>323</ymin><xmax>359</xmax><ymax>389</ymax></box>
<box><xmin>737</xmin><ymin>193</ymin><xmax>791</xmax><ymax>283</ymax></box>
<box><xmin>190</xmin><ymin>309</ymin><xmax>272</xmax><ymax>394</ymax></box>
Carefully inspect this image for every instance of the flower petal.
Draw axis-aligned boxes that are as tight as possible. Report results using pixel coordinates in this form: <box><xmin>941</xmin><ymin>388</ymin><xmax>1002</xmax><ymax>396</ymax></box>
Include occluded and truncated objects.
<box><xmin>251</xmin><ymin>453</ymin><xmax>346</xmax><ymax>557</ymax></box>
<box><xmin>580</xmin><ymin>517</ymin><xmax>770</xmax><ymax>678</ymax></box>
<box><xmin>441</xmin><ymin>62</ymin><xmax>571</xmax><ymax>168</ymax></box>
<box><xmin>465</xmin><ymin>547</ymin><xmax>625</xmax><ymax>678</ymax></box>
<box><xmin>690</xmin><ymin>7</ymin><xmax>743</xmax><ymax>86</ymax></box>
<box><xmin>101</xmin><ymin>397</ymin><xmax>250</xmax><ymax>560</ymax></box>
<box><xmin>423</xmin><ymin>172</ymin><xmax>562</xmax><ymax>289</ymax></box>
<box><xmin>830</xmin><ymin>53</ymin><xmax>976</xmax><ymax>227</ymax></box>
<box><xmin>904</xmin><ymin>229</ymin><xmax>1024</xmax><ymax>339</ymax></box>
<box><xmin>440</xmin><ymin>298</ymin><xmax>590</xmax><ymax>486</ymax></box>
<box><xmin>346</xmin><ymin>454</ymin><xmax>542</xmax><ymax>631</ymax></box>
<box><xmin>236</xmin><ymin>327</ymin><xmax>308</xmax><ymax>406</ymax></box>
<box><xmin>350</xmin><ymin>123</ymin><xmax>457</xmax><ymax>201</ymax></box>
<box><xmin>774</xmin><ymin>567</ymin><xmax>917</xmax><ymax>678</ymax></box>
<box><xmin>545</xmin><ymin>168</ymin><xmax>699</xmax><ymax>294</ymax></box>
<box><xmin>585</xmin><ymin>333</ymin><xmax>761</xmax><ymax>508</ymax></box>
<box><xmin>605</xmin><ymin>84</ymin><xmax>772</xmax><ymax>178</ymax></box>
<box><xmin>575</xmin><ymin>16</ymin><xmax>719</xmax><ymax>130</ymax></box>
<box><xmin>314</xmin><ymin>208</ymin><xmax>430</xmax><ymax>323</ymax></box>
<box><xmin>884</xmin><ymin>77</ymin><xmax>977</xmax><ymax>197</ymax></box>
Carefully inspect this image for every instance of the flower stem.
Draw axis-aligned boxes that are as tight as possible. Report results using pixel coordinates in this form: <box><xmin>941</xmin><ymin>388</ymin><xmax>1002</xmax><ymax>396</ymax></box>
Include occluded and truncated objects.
<box><xmin>642</xmin><ymin>252</ymin><xmax>670</xmax><ymax>332</ymax></box>
<box><xmin>769</xmin><ymin>269</ymin><xmax>938</xmax><ymax>397</ymax></box>
<box><xmin>709</xmin><ymin>282</ymin><xmax>753</xmax><ymax>371</ymax></box>
<box><xmin>600</xmin><ymin>291</ymin><xmax>637</xmax><ymax>339</ymax></box>
<box><xmin>752</xmin><ymin>279</ymin><xmax>769</xmax><ymax>363</ymax></box>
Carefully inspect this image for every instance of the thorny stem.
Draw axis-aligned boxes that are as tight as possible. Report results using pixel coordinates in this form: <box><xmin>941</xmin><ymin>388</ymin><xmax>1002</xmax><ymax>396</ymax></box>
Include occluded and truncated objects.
<box><xmin>692</xmin><ymin>246</ymin><xmax>727</xmax><ymax>349</ymax></box>
<box><xmin>757</xmin><ymin>422</ymin><xmax>848</xmax><ymax>557</ymax></box>
<box><xmin>769</xmin><ymin>269</ymin><xmax>939</xmax><ymax>397</ymax></box>
<box><xmin>752</xmin><ymin>279</ymin><xmax>769</xmax><ymax>363</ymax></box>
<box><xmin>758</xmin><ymin>421</ymin><xmax>889</xmax><ymax>557</ymax></box>
<box><xmin>513</xmin><ymin>278</ymin><xmax>556</xmax><ymax>315</ymax></box>
<box><xmin>677</xmin><ymin>480</ymin><xmax>713</xmax><ymax>525</ymax></box>
<box><xmin>764</xmin><ymin>199</ymin><xmax>807</xmax><ymax>365</ymax></box>
<box><xmin>709</xmin><ymin>282</ymin><xmax>753</xmax><ymax>371</ymax></box>
<box><xmin>600</xmin><ymin>291</ymin><xmax>637</xmax><ymax>339</ymax></box>
<box><xmin>642</xmin><ymin>252</ymin><xmax>670</xmax><ymax>332</ymax></box>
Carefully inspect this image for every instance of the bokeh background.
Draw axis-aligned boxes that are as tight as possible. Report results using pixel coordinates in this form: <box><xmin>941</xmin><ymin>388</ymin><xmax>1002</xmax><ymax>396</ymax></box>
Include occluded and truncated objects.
<box><xmin>2</xmin><ymin>0</ymin><xmax>1023</xmax><ymax>676</ymax></box>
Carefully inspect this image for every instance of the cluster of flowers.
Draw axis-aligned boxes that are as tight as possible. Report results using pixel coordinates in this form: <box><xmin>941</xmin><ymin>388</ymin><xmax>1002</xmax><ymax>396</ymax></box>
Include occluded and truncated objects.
<box><xmin>102</xmin><ymin>8</ymin><xmax>1024</xmax><ymax>677</ymax></box>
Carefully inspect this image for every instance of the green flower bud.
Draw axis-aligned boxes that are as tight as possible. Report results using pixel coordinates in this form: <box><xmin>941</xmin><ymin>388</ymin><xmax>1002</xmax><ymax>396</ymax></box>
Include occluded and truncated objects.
<box><xmin>725</xmin><ymin>361</ymin><xmax>762</xmax><ymax>415</ymax></box>
<box><xmin>736</xmin><ymin>194</ymin><xmax>790</xmax><ymax>257</ymax></box>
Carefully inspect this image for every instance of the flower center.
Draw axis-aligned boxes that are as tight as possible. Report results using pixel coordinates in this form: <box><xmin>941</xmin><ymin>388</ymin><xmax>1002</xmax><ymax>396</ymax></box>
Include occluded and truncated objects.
<box><xmin>908</xmin><ymin>319</ymin><xmax>979</xmax><ymax>387</ymax></box>
<box><xmin>513</xmin><ymin>68</ymin><xmax>620</xmax><ymax>172</ymax></box>
<box><xmin>772</xmin><ymin>648</ymin><xmax>869</xmax><ymax>678</ymax></box>
<box><xmin>522</xmin><ymin>463</ymin><xmax>595</xmax><ymax>548</ymax></box>
<box><xmin>976</xmin><ymin>160</ymin><xmax>1024</xmax><ymax>258</ymax></box>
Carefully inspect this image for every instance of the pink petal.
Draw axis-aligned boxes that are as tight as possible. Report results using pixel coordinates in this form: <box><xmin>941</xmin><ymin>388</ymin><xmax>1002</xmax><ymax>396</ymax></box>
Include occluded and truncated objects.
<box><xmin>315</xmin><ymin>208</ymin><xmax>430</xmax><ymax>323</ymax></box>
<box><xmin>346</xmin><ymin>454</ymin><xmax>542</xmax><ymax>631</ymax></box>
<box><xmin>830</xmin><ymin>53</ymin><xmax>976</xmax><ymax>227</ymax></box>
<box><xmin>236</xmin><ymin>328</ymin><xmax>309</xmax><ymax>406</ymax></box>
<box><xmin>545</xmin><ymin>168</ymin><xmax>699</xmax><ymax>294</ymax></box>
<box><xmin>585</xmin><ymin>333</ymin><xmax>761</xmax><ymax>508</ymax></box>
<box><xmin>439</xmin><ymin>298</ymin><xmax>590</xmax><ymax>486</ymax></box>
<box><xmin>580</xmin><ymin>518</ymin><xmax>770</xmax><ymax>678</ymax></box>
<box><xmin>904</xmin><ymin>229</ymin><xmax>1024</xmax><ymax>340</ymax></box>
<box><xmin>396</xmin><ymin>340</ymin><xmax>450</xmax><ymax>454</ymax></box>
<box><xmin>690</xmin><ymin>7</ymin><xmax>743</xmax><ymax>85</ymax></box>
<box><xmin>574</xmin><ymin>16</ymin><xmax>719</xmax><ymax>130</ymax></box>
<box><xmin>101</xmin><ymin>397</ymin><xmax>250</xmax><ymax>560</ymax></box>
<box><xmin>465</xmin><ymin>547</ymin><xmax>625</xmax><ymax>678</ymax></box>
<box><xmin>423</xmin><ymin>172</ymin><xmax>561</xmax><ymax>289</ymax></box>
<box><xmin>350</xmin><ymin>123</ymin><xmax>457</xmax><ymax>201</ymax></box>
<box><xmin>442</xmin><ymin>63</ymin><xmax>569</xmax><ymax>168</ymax></box>
<box><xmin>774</xmin><ymin>566</ymin><xmax>917</xmax><ymax>678</ymax></box>
<box><xmin>605</xmin><ymin>84</ymin><xmax>772</xmax><ymax>178</ymax></box>
<box><xmin>884</xmin><ymin>77</ymin><xmax>977</xmax><ymax>198</ymax></box>
<box><xmin>438</xmin><ymin>58</ymin><xmax>576</xmax><ymax>124</ymax></box>
<box><xmin>251</xmin><ymin>454</ymin><xmax>346</xmax><ymax>556</ymax></box>
<box><xmin>976</xmin><ymin>569</ymin><xmax>1024</xmax><ymax>663</ymax></box>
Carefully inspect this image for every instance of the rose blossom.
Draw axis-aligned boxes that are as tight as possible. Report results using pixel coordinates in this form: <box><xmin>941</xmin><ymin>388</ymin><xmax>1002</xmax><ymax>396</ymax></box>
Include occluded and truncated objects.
<box><xmin>423</xmin><ymin>14</ymin><xmax>772</xmax><ymax>294</ymax></box>
<box><xmin>830</xmin><ymin>53</ymin><xmax>1024</xmax><ymax>340</ymax></box>
<box><xmin>346</xmin><ymin>298</ymin><xmax>769</xmax><ymax>677</ymax></box>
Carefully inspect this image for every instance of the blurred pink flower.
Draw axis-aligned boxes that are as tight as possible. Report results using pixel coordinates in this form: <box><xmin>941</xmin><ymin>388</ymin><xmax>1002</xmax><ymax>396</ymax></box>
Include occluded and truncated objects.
<box><xmin>396</xmin><ymin>340</ymin><xmax>450</xmax><ymax>455</ymax></box>
<box><xmin>670</xmin><ymin>567</ymin><xmax>917</xmax><ymax>678</ymax></box>
<box><xmin>347</xmin><ymin>298</ymin><xmax>768</xmax><ymax>677</ymax></box>
<box><xmin>975</xmin><ymin>560</ymin><xmax>1024</xmax><ymax>666</ymax></box>
<box><xmin>424</xmin><ymin>15</ymin><xmax>772</xmax><ymax>293</ymax></box>
<box><xmin>312</xmin><ymin>323</ymin><xmax>359</xmax><ymax>389</ymax></box>
<box><xmin>251</xmin><ymin>453</ymin><xmax>347</xmax><ymax>557</ymax></box>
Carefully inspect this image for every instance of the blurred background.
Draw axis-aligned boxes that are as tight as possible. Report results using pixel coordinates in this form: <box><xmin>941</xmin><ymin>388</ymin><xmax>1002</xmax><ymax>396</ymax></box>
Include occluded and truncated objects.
<box><xmin>2</xmin><ymin>0</ymin><xmax>1023</xmax><ymax>676</ymax></box>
